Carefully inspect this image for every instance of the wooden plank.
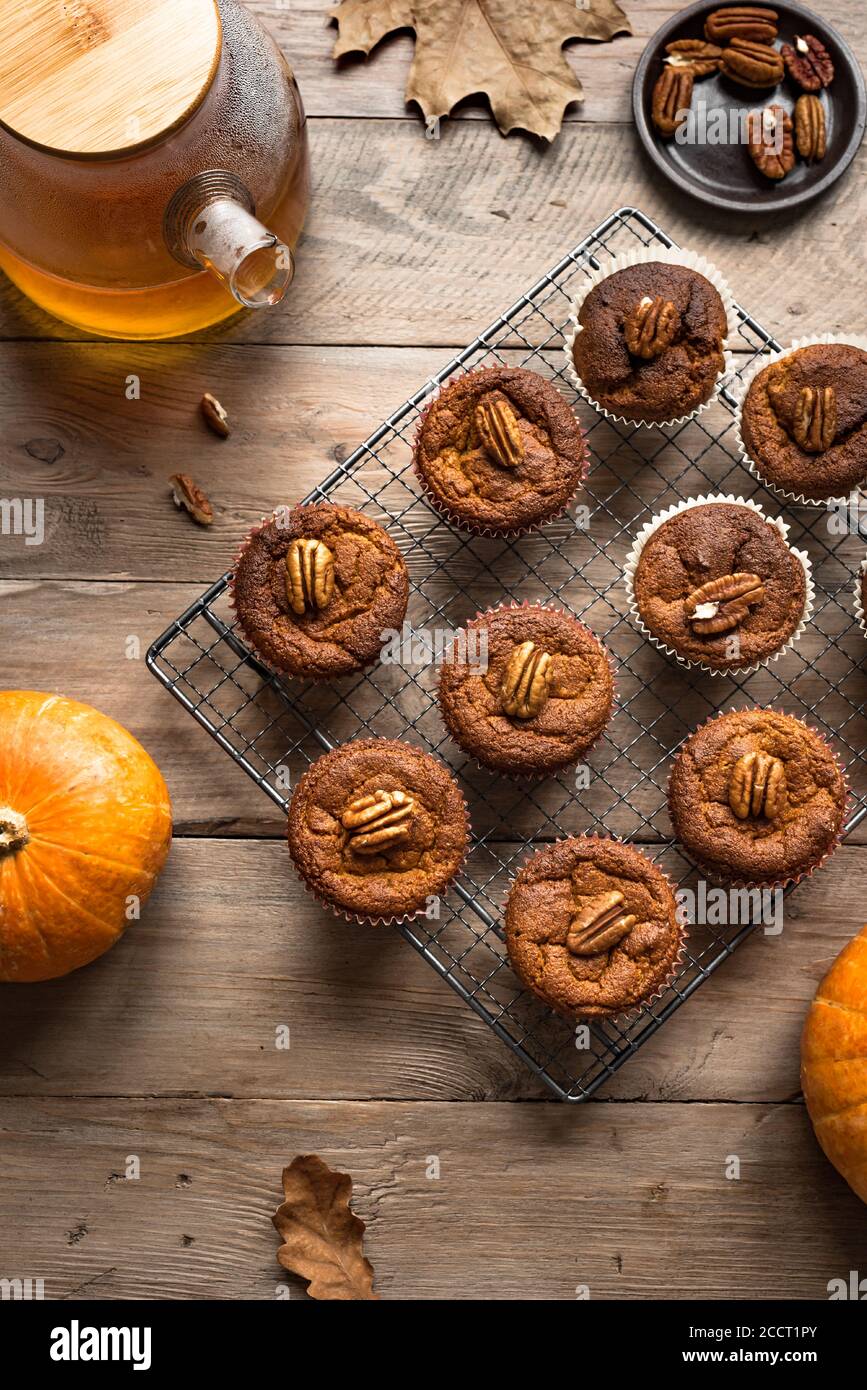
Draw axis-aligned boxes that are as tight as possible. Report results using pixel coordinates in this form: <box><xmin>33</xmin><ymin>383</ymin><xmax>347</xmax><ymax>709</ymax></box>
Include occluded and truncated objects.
<box><xmin>1</xmin><ymin>117</ymin><xmax>865</xmax><ymax>345</ymax></box>
<box><xmin>0</xmin><ymin>838</ymin><xmax>863</xmax><ymax>1103</ymax></box>
<box><xmin>1</xmin><ymin>1094</ymin><xmax>865</xmax><ymax>1299</ymax></box>
<box><xmin>258</xmin><ymin>0</ymin><xmax>867</xmax><ymax>126</ymax></box>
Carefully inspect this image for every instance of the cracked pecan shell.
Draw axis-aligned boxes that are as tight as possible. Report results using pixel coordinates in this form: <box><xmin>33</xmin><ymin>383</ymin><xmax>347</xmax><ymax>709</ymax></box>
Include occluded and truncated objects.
<box><xmin>720</xmin><ymin>37</ymin><xmax>784</xmax><ymax>87</ymax></box>
<box><xmin>651</xmin><ymin>66</ymin><xmax>694</xmax><ymax>138</ymax></box>
<box><xmin>794</xmin><ymin>93</ymin><xmax>827</xmax><ymax>162</ymax></box>
<box><xmin>705</xmin><ymin>6</ymin><xmax>778</xmax><ymax>45</ymax></box>
<box><xmin>747</xmin><ymin>105</ymin><xmax>795</xmax><ymax>180</ymax></box>
<box><xmin>782</xmin><ymin>34</ymin><xmax>834</xmax><ymax>92</ymax></box>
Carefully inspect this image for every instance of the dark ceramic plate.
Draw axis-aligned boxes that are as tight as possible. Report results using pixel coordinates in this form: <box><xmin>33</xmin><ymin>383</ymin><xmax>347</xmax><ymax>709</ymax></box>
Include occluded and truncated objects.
<box><xmin>633</xmin><ymin>0</ymin><xmax>866</xmax><ymax>213</ymax></box>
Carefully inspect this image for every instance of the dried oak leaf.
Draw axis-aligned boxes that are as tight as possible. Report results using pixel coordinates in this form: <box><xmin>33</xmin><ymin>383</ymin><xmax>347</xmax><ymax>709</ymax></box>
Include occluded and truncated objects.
<box><xmin>330</xmin><ymin>0</ymin><xmax>632</xmax><ymax>141</ymax></box>
<box><xmin>273</xmin><ymin>1155</ymin><xmax>378</xmax><ymax>1301</ymax></box>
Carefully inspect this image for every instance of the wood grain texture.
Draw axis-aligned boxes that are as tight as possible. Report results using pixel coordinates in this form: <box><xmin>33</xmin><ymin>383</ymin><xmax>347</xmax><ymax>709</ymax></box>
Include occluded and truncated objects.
<box><xmin>2</xmin><ymin>1094</ymin><xmax>866</xmax><ymax>1299</ymax></box>
<box><xmin>0</xmin><ymin>115</ymin><xmax>864</xmax><ymax>345</ymax></box>
<box><xmin>0</xmin><ymin>838</ymin><xmax>863</xmax><ymax>1104</ymax></box>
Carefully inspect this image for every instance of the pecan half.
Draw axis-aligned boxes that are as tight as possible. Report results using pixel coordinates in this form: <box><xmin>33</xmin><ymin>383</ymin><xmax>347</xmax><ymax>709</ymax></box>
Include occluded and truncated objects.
<box><xmin>747</xmin><ymin>105</ymin><xmax>795</xmax><ymax>180</ymax></box>
<box><xmin>169</xmin><ymin>473</ymin><xmax>213</xmax><ymax>526</ymax></box>
<box><xmin>651</xmin><ymin>67</ymin><xmax>694</xmax><ymax>138</ymax></box>
<box><xmin>664</xmin><ymin>39</ymin><xmax>722</xmax><ymax>78</ymax></box>
<box><xmin>284</xmin><ymin>537</ymin><xmax>336</xmax><ymax>616</ymax></box>
<box><xmin>567</xmin><ymin>891</ymin><xmax>637</xmax><ymax>957</ymax></box>
<box><xmin>685</xmin><ymin>573</ymin><xmax>765</xmax><ymax>635</ymax></box>
<box><xmin>500</xmin><ymin>641</ymin><xmax>552</xmax><ymax>720</ymax></box>
<box><xmin>475</xmin><ymin>393</ymin><xmax>524</xmax><ymax>469</ymax></box>
<box><xmin>793</xmin><ymin>386</ymin><xmax>836</xmax><ymax>452</ymax></box>
<box><xmin>624</xmin><ymin>295</ymin><xmax>680</xmax><ymax>359</ymax></box>
<box><xmin>794</xmin><ymin>93</ymin><xmax>827</xmax><ymax>162</ymax></box>
<box><xmin>782</xmin><ymin>34</ymin><xmax>834</xmax><ymax>92</ymax></box>
<box><xmin>729</xmin><ymin>751</ymin><xmax>786</xmax><ymax>821</ymax></box>
<box><xmin>341</xmin><ymin>789</ymin><xmax>416</xmax><ymax>855</ymax></box>
<box><xmin>201</xmin><ymin>392</ymin><xmax>230</xmax><ymax>438</ymax></box>
<box><xmin>705</xmin><ymin>7</ymin><xmax>778</xmax><ymax>45</ymax></box>
<box><xmin>720</xmin><ymin>37</ymin><xmax>784</xmax><ymax>87</ymax></box>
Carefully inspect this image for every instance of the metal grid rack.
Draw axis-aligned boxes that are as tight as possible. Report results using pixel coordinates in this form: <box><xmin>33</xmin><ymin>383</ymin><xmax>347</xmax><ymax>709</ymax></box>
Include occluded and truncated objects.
<box><xmin>148</xmin><ymin>207</ymin><xmax>867</xmax><ymax>1101</ymax></box>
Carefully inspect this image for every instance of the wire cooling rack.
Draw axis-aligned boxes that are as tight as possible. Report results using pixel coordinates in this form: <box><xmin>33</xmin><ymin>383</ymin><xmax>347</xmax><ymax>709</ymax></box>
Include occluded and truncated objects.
<box><xmin>148</xmin><ymin>207</ymin><xmax>867</xmax><ymax>1101</ymax></box>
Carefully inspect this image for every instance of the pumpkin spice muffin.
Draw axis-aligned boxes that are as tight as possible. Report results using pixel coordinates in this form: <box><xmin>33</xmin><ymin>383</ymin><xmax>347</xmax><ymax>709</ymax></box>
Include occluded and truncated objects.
<box><xmin>504</xmin><ymin>836</ymin><xmax>683</xmax><ymax>1019</ymax></box>
<box><xmin>627</xmin><ymin>499</ymin><xmax>811</xmax><ymax>674</ymax></box>
<box><xmin>569</xmin><ymin>261</ymin><xmax>728</xmax><ymax>424</ymax></box>
<box><xmin>739</xmin><ymin>342</ymin><xmax>867</xmax><ymax>502</ymax></box>
<box><xmin>413</xmin><ymin>366</ymin><xmax>588</xmax><ymax>535</ymax></box>
<box><xmin>668</xmin><ymin>709</ymin><xmax>847</xmax><ymax>888</ymax></box>
<box><xmin>287</xmin><ymin>739</ymin><xmax>469</xmax><ymax>922</ymax></box>
<box><xmin>232</xmin><ymin>504</ymin><xmax>409</xmax><ymax>680</ymax></box>
<box><xmin>438</xmin><ymin>604</ymin><xmax>614</xmax><ymax>777</ymax></box>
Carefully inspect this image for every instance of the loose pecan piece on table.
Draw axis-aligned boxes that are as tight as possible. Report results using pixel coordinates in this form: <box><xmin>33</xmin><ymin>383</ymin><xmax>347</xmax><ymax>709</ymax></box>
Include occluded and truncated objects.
<box><xmin>747</xmin><ymin>105</ymin><xmax>795</xmax><ymax>180</ymax></box>
<box><xmin>684</xmin><ymin>573</ymin><xmax>765</xmax><ymax>635</ymax></box>
<box><xmin>720</xmin><ymin>37</ymin><xmax>784</xmax><ymax>87</ymax></box>
<box><xmin>794</xmin><ymin>94</ymin><xmax>827</xmax><ymax>162</ymax></box>
<box><xmin>782</xmin><ymin>34</ymin><xmax>835</xmax><ymax>92</ymax></box>
<box><xmin>651</xmin><ymin>66</ymin><xmax>694</xmax><ymax>138</ymax></box>
<box><xmin>500</xmin><ymin>641</ymin><xmax>552</xmax><ymax>720</ymax></box>
<box><xmin>705</xmin><ymin>6</ymin><xmax>778</xmax><ymax>45</ymax></box>
<box><xmin>664</xmin><ymin>39</ymin><xmax>722</xmax><ymax>78</ymax></box>
<box><xmin>729</xmin><ymin>751</ymin><xmax>787</xmax><ymax>820</ymax></box>
<box><xmin>793</xmin><ymin>386</ymin><xmax>836</xmax><ymax>452</ymax></box>
<box><xmin>169</xmin><ymin>473</ymin><xmax>214</xmax><ymax>526</ymax></box>
<box><xmin>566</xmin><ymin>891</ymin><xmax>637</xmax><ymax>957</ymax></box>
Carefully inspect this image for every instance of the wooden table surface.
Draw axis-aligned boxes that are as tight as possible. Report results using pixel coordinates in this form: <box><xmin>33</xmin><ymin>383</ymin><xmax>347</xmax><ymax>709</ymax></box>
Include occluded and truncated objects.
<box><xmin>2</xmin><ymin>0</ymin><xmax>867</xmax><ymax>1301</ymax></box>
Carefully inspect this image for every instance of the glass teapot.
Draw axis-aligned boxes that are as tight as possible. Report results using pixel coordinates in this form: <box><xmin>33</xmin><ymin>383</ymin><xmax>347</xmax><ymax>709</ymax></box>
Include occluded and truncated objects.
<box><xmin>0</xmin><ymin>0</ymin><xmax>310</xmax><ymax>338</ymax></box>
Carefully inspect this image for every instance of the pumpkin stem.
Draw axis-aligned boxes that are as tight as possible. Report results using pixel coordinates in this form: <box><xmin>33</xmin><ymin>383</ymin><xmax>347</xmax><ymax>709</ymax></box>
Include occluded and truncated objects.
<box><xmin>0</xmin><ymin>808</ymin><xmax>29</xmax><ymax>855</ymax></box>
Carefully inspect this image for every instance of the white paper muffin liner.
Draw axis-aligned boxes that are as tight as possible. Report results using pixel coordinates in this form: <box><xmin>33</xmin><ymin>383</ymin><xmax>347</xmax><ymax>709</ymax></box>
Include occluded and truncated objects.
<box><xmin>562</xmin><ymin>245</ymin><xmax>739</xmax><ymax>429</ymax></box>
<box><xmin>733</xmin><ymin>333</ymin><xmax>867</xmax><ymax>508</ymax></box>
<box><xmin>623</xmin><ymin>493</ymin><xmax>815</xmax><ymax>677</ymax></box>
<box><xmin>854</xmin><ymin>555</ymin><xmax>867</xmax><ymax>638</ymax></box>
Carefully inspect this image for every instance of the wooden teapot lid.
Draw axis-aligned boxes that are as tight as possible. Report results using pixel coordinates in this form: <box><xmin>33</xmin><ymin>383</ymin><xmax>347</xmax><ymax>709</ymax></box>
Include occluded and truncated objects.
<box><xmin>0</xmin><ymin>0</ymin><xmax>221</xmax><ymax>156</ymax></box>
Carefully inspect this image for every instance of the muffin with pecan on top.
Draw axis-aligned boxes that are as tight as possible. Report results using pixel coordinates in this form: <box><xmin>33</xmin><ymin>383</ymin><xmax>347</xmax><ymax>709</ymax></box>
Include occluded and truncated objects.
<box><xmin>504</xmin><ymin>836</ymin><xmax>683</xmax><ymax>1019</ymax></box>
<box><xmin>565</xmin><ymin>258</ymin><xmax>731</xmax><ymax>425</ymax></box>
<box><xmin>438</xmin><ymin>603</ymin><xmax>614</xmax><ymax>777</ymax></box>
<box><xmin>413</xmin><ymin>366</ymin><xmax>588</xmax><ymax>535</ymax></box>
<box><xmin>231</xmin><ymin>503</ymin><xmax>409</xmax><ymax>679</ymax></box>
<box><xmin>625</xmin><ymin>496</ymin><xmax>812</xmax><ymax>674</ymax></box>
<box><xmin>738</xmin><ymin>342</ymin><xmax>867</xmax><ymax>504</ymax></box>
<box><xmin>287</xmin><ymin>739</ymin><xmax>469</xmax><ymax>923</ymax></box>
<box><xmin>668</xmin><ymin>709</ymin><xmax>847</xmax><ymax>888</ymax></box>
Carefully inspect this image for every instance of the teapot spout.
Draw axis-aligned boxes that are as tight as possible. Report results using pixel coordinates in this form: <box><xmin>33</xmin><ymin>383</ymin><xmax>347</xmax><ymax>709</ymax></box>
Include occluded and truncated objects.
<box><xmin>164</xmin><ymin>171</ymin><xmax>294</xmax><ymax>309</ymax></box>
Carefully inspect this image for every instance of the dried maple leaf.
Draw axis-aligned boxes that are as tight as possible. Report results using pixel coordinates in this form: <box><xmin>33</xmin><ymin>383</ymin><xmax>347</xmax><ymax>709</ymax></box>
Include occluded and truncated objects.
<box><xmin>330</xmin><ymin>0</ymin><xmax>632</xmax><ymax>141</ymax></box>
<box><xmin>272</xmin><ymin>1155</ymin><xmax>378</xmax><ymax>1300</ymax></box>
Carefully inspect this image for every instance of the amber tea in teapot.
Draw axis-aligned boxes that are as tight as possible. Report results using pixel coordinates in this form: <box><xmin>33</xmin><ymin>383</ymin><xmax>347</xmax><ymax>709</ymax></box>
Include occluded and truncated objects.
<box><xmin>0</xmin><ymin>0</ymin><xmax>310</xmax><ymax>338</ymax></box>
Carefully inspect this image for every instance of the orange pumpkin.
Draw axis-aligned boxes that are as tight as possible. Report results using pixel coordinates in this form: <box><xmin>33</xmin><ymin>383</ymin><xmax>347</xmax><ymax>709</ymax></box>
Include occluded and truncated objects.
<box><xmin>801</xmin><ymin>925</ymin><xmax>867</xmax><ymax>1205</ymax></box>
<box><xmin>0</xmin><ymin>691</ymin><xmax>172</xmax><ymax>982</ymax></box>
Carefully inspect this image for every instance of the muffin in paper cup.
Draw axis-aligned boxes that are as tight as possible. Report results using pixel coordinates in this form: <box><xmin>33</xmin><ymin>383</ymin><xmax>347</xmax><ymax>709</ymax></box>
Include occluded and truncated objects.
<box><xmin>623</xmin><ymin>493</ymin><xmax>814</xmax><ymax>677</ymax></box>
<box><xmin>562</xmin><ymin>244</ymin><xmax>738</xmax><ymax>429</ymax></box>
<box><xmin>854</xmin><ymin>555</ymin><xmax>867</xmax><ymax>638</ymax></box>
<box><xmin>286</xmin><ymin>738</ymin><xmax>470</xmax><ymax>927</ymax></box>
<box><xmin>437</xmin><ymin>600</ymin><xmax>617</xmax><ymax>780</ymax></box>
<box><xmin>502</xmin><ymin>833</ymin><xmax>687</xmax><ymax>1021</ymax></box>
<box><xmin>412</xmin><ymin>364</ymin><xmax>589</xmax><ymax>537</ymax></box>
<box><xmin>667</xmin><ymin>708</ymin><xmax>850</xmax><ymax>893</ymax></box>
<box><xmin>733</xmin><ymin>333</ymin><xmax>867</xmax><ymax>508</ymax></box>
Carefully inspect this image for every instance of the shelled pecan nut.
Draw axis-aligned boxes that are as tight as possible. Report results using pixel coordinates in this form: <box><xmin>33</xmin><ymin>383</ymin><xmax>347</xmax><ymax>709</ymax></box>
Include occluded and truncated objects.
<box><xmin>794</xmin><ymin>94</ymin><xmax>827</xmax><ymax>162</ymax></box>
<box><xmin>651</xmin><ymin>66</ymin><xmax>694</xmax><ymax>138</ymax></box>
<box><xmin>664</xmin><ymin>39</ymin><xmax>722</xmax><ymax>78</ymax></box>
<box><xmin>624</xmin><ymin>295</ymin><xmax>680</xmax><ymax>359</ymax></box>
<box><xmin>729</xmin><ymin>751</ymin><xmax>786</xmax><ymax>820</ymax></box>
<box><xmin>567</xmin><ymin>891</ymin><xmax>637</xmax><ymax>957</ymax></box>
<box><xmin>500</xmin><ymin>641</ymin><xmax>552</xmax><ymax>720</ymax></box>
<box><xmin>201</xmin><ymin>392</ymin><xmax>230</xmax><ymax>438</ymax></box>
<box><xmin>475</xmin><ymin>393</ymin><xmax>524</xmax><ymax>469</ymax></box>
<box><xmin>341</xmin><ymin>789</ymin><xmax>416</xmax><ymax>854</ymax></box>
<box><xmin>782</xmin><ymin>34</ymin><xmax>834</xmax><ymax>92</ymax></box>
<box><xmin>747</xmin><ymin>105</ymin><xmax>795</xmax><ymax>179</ymax></box>
<box><xmin>720</xmin><ymin>37</ymin><xmax>784</xmax><ymax>87</ymax></box>
<box><xmin>685</xmin><ymin>573</ymin><xmax>765</xmax><ymax>634</ymax></box>
<box><xmin>705</xmin><ymin>6</ymin><xmax>778</xmax><ymax>45</ymax></box>
<box><xmin>793</xmin><ymin>386</ymin><xmax>836</xmax><ymax>452</ymax></box>
<box><xmin>169</xmin><ymin>473</ymin><xmax>214</xmax><ymax>526</ymax></box>
<box><xmin>284</xmin><ymin>537</ymin><xmax>336</xmax><ymax>615</ymax></box>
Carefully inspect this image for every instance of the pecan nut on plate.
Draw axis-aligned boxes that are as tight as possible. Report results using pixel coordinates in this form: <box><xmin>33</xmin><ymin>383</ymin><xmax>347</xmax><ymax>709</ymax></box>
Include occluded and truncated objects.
<box><xmin>794</xmin><ymin>93</ymin><xmax>827</xmax><ymax>162</ymax></box>
<box><xmin>747</xmin><ymin>105</ymin><xmax>795</xmax><ymax>180</ymax></box>
<box><xmin>664</xmin><ymin>39</ymin><xmax>722</xmax><ymax>78</ymax></box>
<box><xmin>720</xmin><ymin>37</ymin><xmax>784</xmax><ymax>88</ymax></box>
<box><xmin>782</xmin><ymin>34</ymin><xmax>835</xmax><ymax>92</ymax></box>
<box><xmin>705</xmin><ymin>6</ymin><xmax>778</xmax><ymax>45</ymax></box>
<box><xmin>651</xmin><ymin>66</ymin><xmax>693</xmax><ymax>138</ymax></box>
